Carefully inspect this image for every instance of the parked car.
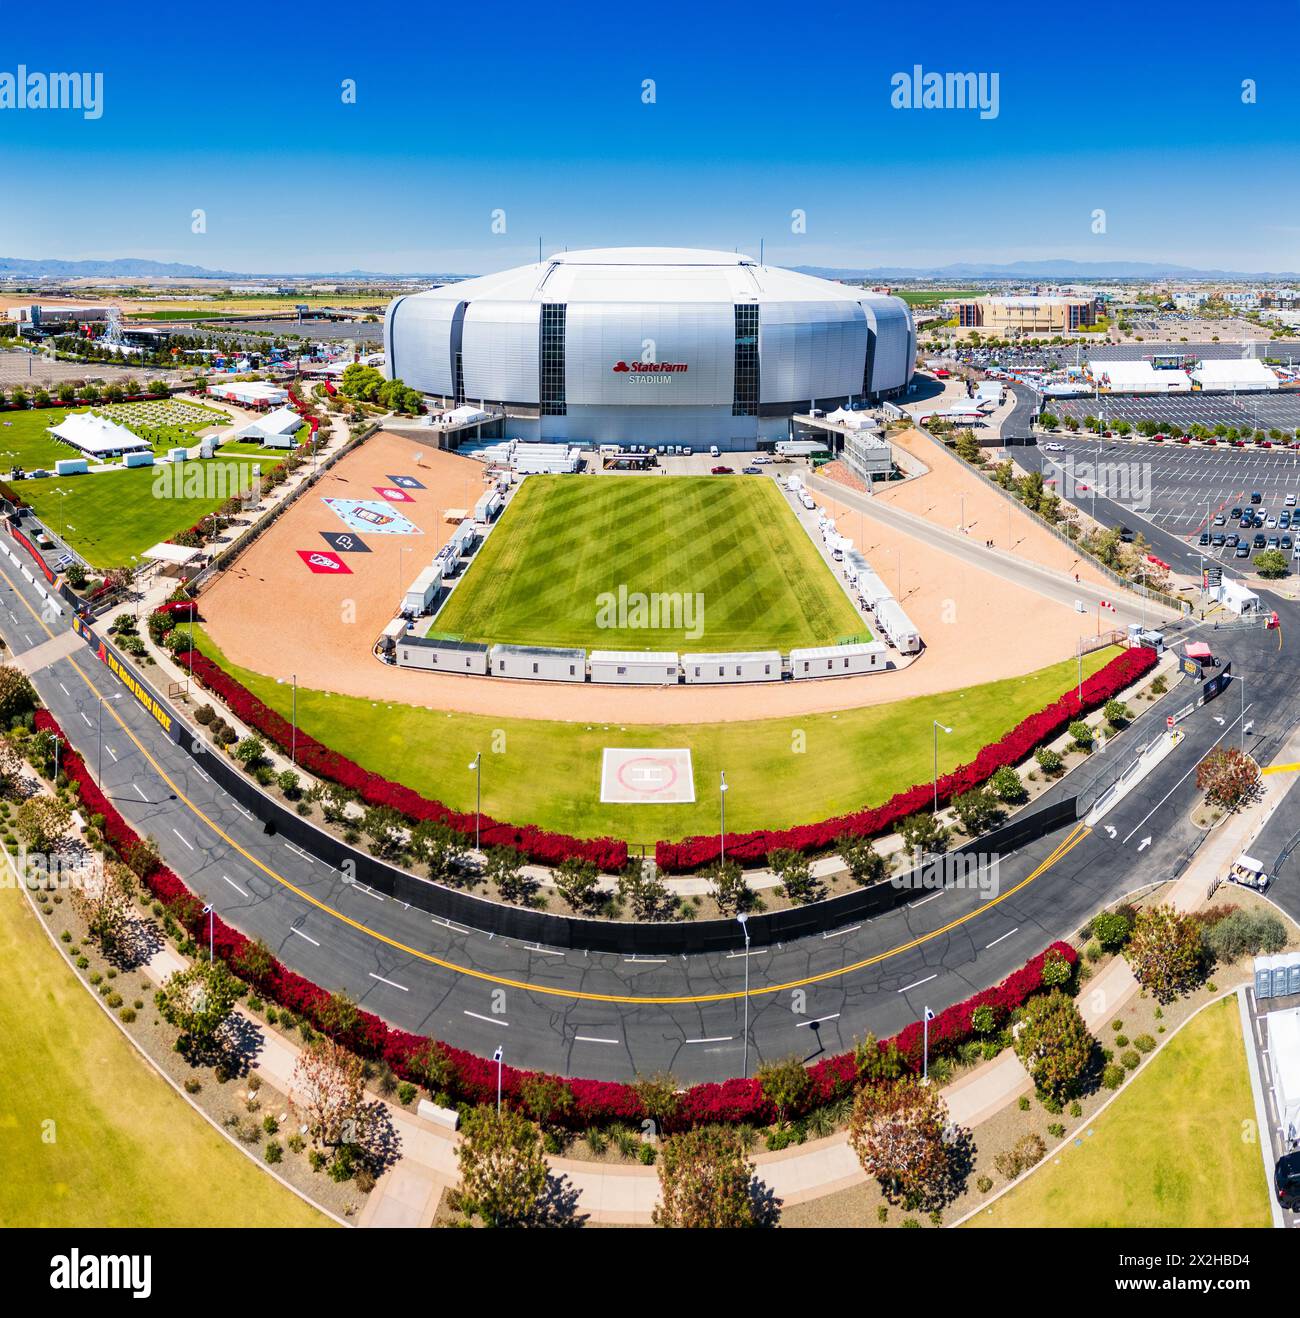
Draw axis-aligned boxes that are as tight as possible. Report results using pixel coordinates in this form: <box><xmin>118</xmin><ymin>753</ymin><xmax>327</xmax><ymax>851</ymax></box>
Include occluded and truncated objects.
<box><xmin>1230</xmin><ymin>506</ymin><xmax>1244</xmax><ymax>519</ymax></box>
<box><xmin>1213</xmin><ymin>513</ymin><xmax>1226</xmax><ymax>526</ymax></box>
<box><xmin>1283</xmin><ymin>536</ymin><xmax>1294</xmax><ymax>551</ymax></box>
<box><xmin>1251</xmin><ymin>491</ymin><xmax>1263</xmax><ymax>504</ymax></box>
<box><xmin>710</xmin><ymin>465</ymin><xmax>733</xmax><ymax>475</ymax></box>
<box><xmin>1254</xmin><ymin>533</ymin><xmax>1268</xmax><ymax>549</ymax></box>
<box><xmin>1275</xmin><ymin>1153</ymin><xmax>1300</xmax><ymax>1210</ymax></box>
<box><xmin>1198</xmin><ymin>532</ymin><xmax>1211</xmax><ymax>546</ymax></box>
<box><xmin>1267</xmin><ymin>515</ymin><xmax>1278</xmax><ymax>528</ymax></box>
<box><xmin>1236</xmin><ymin>544</ymin><xmax>1251</xmax><ymax>558</ymax></box>
<box><xmin>1212</xmin><ymin>533</ymin><xmax>1226</xmax><ymax>547</ymax></box>
<box><xmin>1269</xmin><ymin>536</ymin><xmax>1281</xmax><ymax>549</ymax></box>
<box><xmin>1287</xmin><ymin>493</ymin><xmax>1297</xmax><ymax>507</ymax></box>
<box><xmin>742</xmin><ymin>466</ymin><xmax>761</xmax><ymax>475</ymax></box>
<box><xmin>1226</xmin><ymin>534</ymin><xmax>1240</xmax><ymax>547</ymax></box>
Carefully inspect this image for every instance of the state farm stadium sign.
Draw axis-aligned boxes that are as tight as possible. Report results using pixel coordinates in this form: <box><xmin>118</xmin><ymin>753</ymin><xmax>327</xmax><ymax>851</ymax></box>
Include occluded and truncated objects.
<box><xmin>612</xmin><ymin>359</ymin><xmax>688</xmax><ymax>383</ymax></box>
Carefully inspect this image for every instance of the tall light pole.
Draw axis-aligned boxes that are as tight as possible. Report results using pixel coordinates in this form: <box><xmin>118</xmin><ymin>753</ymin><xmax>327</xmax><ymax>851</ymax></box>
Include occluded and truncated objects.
<box><xmin>202</xmin><ymin>903</ymin><xmax>214</xmax><ymax>963</ymax></box>
<box><xmin>719</xmin><ymin>770</ymin><xmax>728</xmax><ymax>863</ymax></box>
<box><xmin>277</xmin><ymin>673</ymin><xmax>297</xmax><ymax>765</ymax></box>
<box><xmin>493</xmin><ymin>1045</ymin><xmax>504</xmax><ymax>1115</ymax></box>
<box><xmin>922</xmin><ymin>1007</ymin><xmax>935</xmax><ymax>1084</ymax></box>
<box><xmin>932</xmin><ymin>721</ymin><xmax>953</xmax><ymax>813</ymax></box>
<box><xmin>1238</xmin><ymin>674</ymin><xmax>1248</xmax><ymax>753</ymax></box>
<box><xmin>468</xmin><ymin>753</ymin><xmax>482</xmax><ymax>851</ymax></box>
<box><xmin>737</xmin><ymin>913</ymin><xmax>751</xmax><ymax>1077</ymax></box>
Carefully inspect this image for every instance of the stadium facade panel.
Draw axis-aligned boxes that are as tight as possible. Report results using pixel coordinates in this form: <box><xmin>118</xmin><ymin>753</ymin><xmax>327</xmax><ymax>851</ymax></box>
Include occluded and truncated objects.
<box><xmin>384</xmin><ymin>247</ymin><xmax>915</xmax><ymax>448</ymax></box>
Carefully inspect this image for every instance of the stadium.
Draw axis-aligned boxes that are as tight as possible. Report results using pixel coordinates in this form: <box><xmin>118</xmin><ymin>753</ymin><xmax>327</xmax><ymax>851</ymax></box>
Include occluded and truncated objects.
<box><xmin>383</xmin><ymin>247</ymin><xmax>916</xmax><ymax>449</ymax></box>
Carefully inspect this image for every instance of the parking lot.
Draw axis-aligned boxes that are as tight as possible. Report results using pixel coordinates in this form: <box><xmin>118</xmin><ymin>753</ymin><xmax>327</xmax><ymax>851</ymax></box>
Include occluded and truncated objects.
<box><xmin>1040</xmin><ymin>436</ymin><xmax>1300</xmax><ymax>544</ymax></box>
<box><xmin>1050</xmin><ymin>391</ymin><xmax>1300</xmax><ymax>434</ymax></box>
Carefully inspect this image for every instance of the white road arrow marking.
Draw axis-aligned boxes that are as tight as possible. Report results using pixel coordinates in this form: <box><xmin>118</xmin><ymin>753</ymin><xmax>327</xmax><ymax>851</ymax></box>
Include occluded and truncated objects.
<box><xmin>1104</xmin><ymin>825</ymin><xmax>1117</xmax><ymax>839</ymax></box>
<box><xmin>1214</xmin><ymin>717</ymin><xmax>1225</xmax><ymax>726</ymax></box>
<box><xmin>1137</xmin><ymin>837</ymin><xmax>1152</xmax><ymax>851</ymax></box>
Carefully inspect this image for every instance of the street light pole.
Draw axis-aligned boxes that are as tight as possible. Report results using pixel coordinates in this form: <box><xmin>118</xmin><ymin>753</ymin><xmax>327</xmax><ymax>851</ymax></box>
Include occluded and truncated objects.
<box><xmin>468</xmin><ymin>753</ymin><xmax>482</xmax><ymax>851</ymax></box>
<box><xmin>932</xmin><ymin>721</ymin><xmax>953</xmax><ymax>813</ymax></box>
<box><xmin>737</xmin><ymin>913</ymin><xmax>750</xmax><ymax>1077</ymax></box>
<box><xmin>202</xmin><ymin>903</ymin><xmax>214</xmax><ymax>962</ymax></box>
<box><xmin>493</xmin><ymin>1045</ymin><xmax>504</xmax><ymax>1114</ymax></box>
<box><xmin>1239</xmin><ymin>675</ymin><xmax>1247</xmax><ymax>753</ymax></box>
<box><xmin>922</xmin><ymin>1007</ymin><xmax>935</xmax><ymax>1084</ymax></box>
<box><xmin>719</xmin><ymin>770</ymin><xmax>729</xmax><ymax>863</ymax></box>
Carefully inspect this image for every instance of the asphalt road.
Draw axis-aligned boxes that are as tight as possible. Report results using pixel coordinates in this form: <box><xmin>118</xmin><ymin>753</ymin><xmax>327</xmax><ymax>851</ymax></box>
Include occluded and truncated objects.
<box><xmin>3</xmin><ymin>553</ymin><xmax>1297</xmax><ymax>1084</ymax></box>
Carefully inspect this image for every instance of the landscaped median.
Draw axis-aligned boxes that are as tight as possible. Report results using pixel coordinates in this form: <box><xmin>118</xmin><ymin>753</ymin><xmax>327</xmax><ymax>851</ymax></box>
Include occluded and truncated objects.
<box><xmin>158</xmin><ymin>606</ymin><xmax>1156</xmax><ymax>871</ymax></box>
<box><xmin>35</xmin><ymin>702</ymin><xmax>1079</xmax><ymax>1132</ymax></box>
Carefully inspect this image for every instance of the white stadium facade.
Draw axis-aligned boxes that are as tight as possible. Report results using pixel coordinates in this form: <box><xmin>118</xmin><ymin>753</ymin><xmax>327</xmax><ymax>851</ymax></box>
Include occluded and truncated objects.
<box><xmin>383</xmin><ymin>247</ymin><xmax>916</xmax><ymax>450</ymax></box>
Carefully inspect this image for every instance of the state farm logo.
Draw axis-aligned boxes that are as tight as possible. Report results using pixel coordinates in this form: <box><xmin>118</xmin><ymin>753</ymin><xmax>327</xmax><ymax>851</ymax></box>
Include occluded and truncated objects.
<box><xmin>612</xmin><ymin>360</ymin><xmax>688</xmax><ymax>374</ymax></box>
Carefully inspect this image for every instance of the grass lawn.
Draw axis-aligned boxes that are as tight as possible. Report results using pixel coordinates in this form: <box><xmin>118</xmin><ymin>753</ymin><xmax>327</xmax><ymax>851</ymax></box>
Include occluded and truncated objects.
<box><xmin>969</xmin><ymin>997</ymin><xmax>1271</xmax><ymax>1229</ymax></box>
<box><xmin>22</xmin><ymin>458</ymin><xmax>267</xmax><ymax>569</ymax></box>
<box><xmin>431</xmin><ymin>475</ymin><xmax>867</xmax><ymax>652</ymax></box>
<box><xmin>191</xmin><ymin>624</ymin><xmax>1115</xmax><ymax>843</ymax></box>
<box><xmin>0</xmin><ymin>883</ymin><xmax>329</xmax><ymax>1228</ymax></box>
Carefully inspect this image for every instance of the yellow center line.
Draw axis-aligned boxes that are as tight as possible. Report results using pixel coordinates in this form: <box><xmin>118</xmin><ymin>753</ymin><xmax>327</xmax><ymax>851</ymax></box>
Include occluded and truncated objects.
<box><xmin>1</xmin><ymin>560</ymin><xmax>1092</xmax><ymax>1004</ymax></box>
<box><xmin>1264</xmin><ymin>762</ymin><xmax>1300</xmax><ymax>776</ymax></box>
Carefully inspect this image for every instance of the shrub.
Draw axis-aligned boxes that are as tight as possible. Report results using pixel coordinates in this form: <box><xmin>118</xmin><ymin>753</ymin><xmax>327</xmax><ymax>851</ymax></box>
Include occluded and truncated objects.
<box><xmin>1133</xmin><ymin>1034</ymin><xmax>1156</xmax><ymax>1054</ymax></box>
<box><xmin>1102</xmin><ymin>1064</ymin><xmax>1125</xmax><ymax>1090</ymax></box>
<box><xmin>950</xmin><ymin>788</ymin><xmax>1002</xmax><ymax>835</ymax></box>
<box><xmin>1121</xmin><ymin>1050</ymin><xmax>1141</xmax><ymax>1070</ymax></box>
<box><xmin>1013</xmin><ymin>990</ymin><xmax>1093</xmax><ymax>1101</ymax></box>
<box><xmin>1068</xmin><ymin>720</ymin><xmax>1094</xmax><ymax>751</ymax></box>
<box><xmin>994</xmin><ymin>1133</ymin><xmax>1046</xmax><ymax>1181</ymax></box>
<box><xmin>1035</xmin><ymin>747</ymin><xmax>1064</xmax><ymax>776</ymax></box>
<box><xmin>1091</xmin><ymin>908</ymin><xmax>1135</xmax><ymax>952</ymax></box>
<box><xmin>988</xmin><ymin>765</ymin><xmax>1027</xmax><ymax>804</ymax></box>
<box><xmin>1202</xmin><ymin>908</ymin><xmax>1286</xmax><ymax>962</ymax></box>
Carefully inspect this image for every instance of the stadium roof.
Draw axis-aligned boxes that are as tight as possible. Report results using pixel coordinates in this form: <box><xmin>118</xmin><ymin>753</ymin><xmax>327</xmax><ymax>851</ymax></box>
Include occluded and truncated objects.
<box><xmin>406</xmin><ymin>247</ymin><xmax>891</xmax><ymax>306</ymax></box>
<box><xmin>48</xmin><ymin>412</ymin><xmax>150</xmax><ymax>456</ymax></box>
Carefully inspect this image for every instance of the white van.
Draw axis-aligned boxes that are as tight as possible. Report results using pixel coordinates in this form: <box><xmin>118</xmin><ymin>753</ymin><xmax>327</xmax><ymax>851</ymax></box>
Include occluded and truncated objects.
<box><xmin>709</xmin><ymin>445</ymin><xmax>720</xmax><ymax>458</ymax></box>
<box><xmin>800</xmin><ymin>493</ymin><xmax>815</xmax><ymax>511</ymax></box>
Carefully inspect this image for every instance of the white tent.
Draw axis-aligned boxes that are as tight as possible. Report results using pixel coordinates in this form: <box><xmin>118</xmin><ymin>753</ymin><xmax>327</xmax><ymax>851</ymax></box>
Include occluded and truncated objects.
<box><xmin>48</xmin><ymin>412</ymin><xmax>150</xmax><ymax>457</ymax></box>
<box><xmin>1212</xmin><ymin>578</ymin><xmax>1261</xmax><ymax>615</ymax></box>
<box><xmin>1191</xmin><ymin>359</ymin><xmax>1279</xmax><ymax>392</ymax></box>
<box><xmin>1088</xmin><ymin>360</ymin><xmax>1191</xmax><ymax>393</ymax></box>
<box><xmin>233</xmin><ymin>407</ymin><xmax>303</xmax><ymax>447</ymax></box>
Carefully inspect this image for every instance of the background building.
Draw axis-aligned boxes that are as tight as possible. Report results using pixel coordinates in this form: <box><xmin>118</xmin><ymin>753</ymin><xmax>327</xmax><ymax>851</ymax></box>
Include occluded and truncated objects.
<box><xmin>384</xmin><ymin>248</ymin><xmax>915</xmax><ymax>450</ymax></box>
<box><xmin>955</xmin><ymin>294</ymin><xmax>1097</xmax><ymax>335</ymax></box>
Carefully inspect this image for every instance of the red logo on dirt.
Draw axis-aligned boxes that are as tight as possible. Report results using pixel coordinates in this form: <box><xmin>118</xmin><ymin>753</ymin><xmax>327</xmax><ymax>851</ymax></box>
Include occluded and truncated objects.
<box><xmin>374</xmin><ymin>485</ymin><xmax>415</xmax><ymax>503</ymax></box>
<box><xmin>297</xmin><ymin>549</ymin><xmax>352</xmax><ymax>575</ymax></box>
<box><xmin>611</xmin><ymin>360</ymin><xmax>688</xmax><ymax>373</ymax></box>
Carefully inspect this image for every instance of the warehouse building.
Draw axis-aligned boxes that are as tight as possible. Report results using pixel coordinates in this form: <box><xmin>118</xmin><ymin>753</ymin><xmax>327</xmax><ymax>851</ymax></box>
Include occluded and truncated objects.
<box><xmin>384</xmin><ymin>247</ymin><xmax>915</xmax><ymax>451</ymax></box>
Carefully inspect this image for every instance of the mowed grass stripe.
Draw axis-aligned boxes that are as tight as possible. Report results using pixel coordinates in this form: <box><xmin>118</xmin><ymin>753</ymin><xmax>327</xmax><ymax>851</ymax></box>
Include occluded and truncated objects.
<box><xmin>432</xmin><ymin>475</ymin><xmax>865</xmax><ymax>651</ymax></box>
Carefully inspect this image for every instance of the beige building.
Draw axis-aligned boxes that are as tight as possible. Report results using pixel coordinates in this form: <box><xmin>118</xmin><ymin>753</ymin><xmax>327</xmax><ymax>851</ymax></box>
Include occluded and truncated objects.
<box><xmin>955</xmin><ymin>295</ymin><xmax>1097</xmax><ymax>335</ymax></box>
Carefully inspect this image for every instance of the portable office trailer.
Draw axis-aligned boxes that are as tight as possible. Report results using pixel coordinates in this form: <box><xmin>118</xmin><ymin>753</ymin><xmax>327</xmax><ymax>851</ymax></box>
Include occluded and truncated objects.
<box><xmin>402</xmin><ymin>564</ymin><xmax>444</xmax><ymax>615</ymax></box>
<box><xmin>874</xmin><ymin>597</ymin><xmax>922</xmax><ymax>653</ymax></box>
<box><xmin>490</xmin><ymin>643</ymin><xmax>586</xmax><ymax>682</ymax></box>
<box><xmin>1266</xmin><ymin>1007</ymin><xmax>1300</xmax><ymax>1144</ymax></box>
<box><xmin>397</xmin><ymin>635</ymin><xmax>490</xmax><ymax>674</ymax></box>
<box><xmin>54</xmin><ymin>458</ymin><xmax>88</xmax><ymax>476</ymax></box>
<box><xmin>473</xmin><ymin>489</ymin><xmax>505</xmax><ymax>523</ymax></box>
<box><xmin>789</xmin><ymin>640</ymin><xmax>888</xmax><ymax>679</ymax></box>
<box><xmin>445</xmin><ymin>519</ymin><xmax>478</xmax><ymax>560</ymax></box>
<box><xmin>168</xmin><ymin>448</ymin><xmax>187</xmax><ymax>464</ymax></box>
<box><xmin>854</xmin><ymin>564</ymin><xmax>893</xmax><ymax>611</ymax></box>
<box><xmin>680</xmin><ymin>651</ymin><xmax>783</xmax><ymax>684</ymax></box>
<box><xmin>588</xmin><ymin>650</ymin><xmax>681</xmax><ymax>685</ymax></box>
<box><xmin>123</xmin><ymin>451</ymin><xmax>154</xmax><ymax>468</ymax></box>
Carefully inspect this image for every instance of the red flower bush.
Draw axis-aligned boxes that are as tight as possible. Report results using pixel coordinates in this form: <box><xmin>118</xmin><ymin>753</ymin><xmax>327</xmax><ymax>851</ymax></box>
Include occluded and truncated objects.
<box><xmin>657</xmin><ymin>646</ymin><xmax>1158</xmax><ymax>871</ymax></box>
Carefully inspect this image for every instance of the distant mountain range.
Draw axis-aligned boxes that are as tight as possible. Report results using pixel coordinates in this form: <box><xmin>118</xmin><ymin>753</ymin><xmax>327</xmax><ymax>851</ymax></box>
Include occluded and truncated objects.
<box><xmin>791</xmin><ymin>260</ymin><xmax>1300</xmax><ymax>281</ymax></box>
<box><xmin>2</xmin><ymin>254</ymin><xmax>1298</xmax><ymax>283</ymax></box>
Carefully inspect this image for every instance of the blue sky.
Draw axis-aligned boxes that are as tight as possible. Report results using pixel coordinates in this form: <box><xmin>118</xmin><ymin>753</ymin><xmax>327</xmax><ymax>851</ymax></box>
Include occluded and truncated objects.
<box><xmin>2</xmin><ymin>0</ymin><xmax>1296</xmax><ymax>274</ymax></box>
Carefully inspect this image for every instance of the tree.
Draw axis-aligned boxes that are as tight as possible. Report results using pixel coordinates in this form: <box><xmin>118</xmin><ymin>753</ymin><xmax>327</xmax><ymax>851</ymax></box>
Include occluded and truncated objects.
<box><xmin>1068</xmin><ymin>720</ymin><xmax>1094</xmax><ymax>751</ymax></box>
<box><xmin>898</xmin><ymin>811</ymin><xmax>949</xmax><ymax>856</ymax></box>
<box><xmin>616</xmin><ymin>862</ymin><xmax>675</xmax><ymax>920</ymax></box>
<box><xmin>757</xmin><ymin>1055</ymin><xmax>813</xmax><ymax>1124</ymax></box>
<box><xmin>315</xmin><ymin>991</ymin><xmax>361</xmax><ymax>1042</ymax></box>
<box><xmin>767</xmin><ymin>847</ymin><xmax>822</xmax><ymax>904</ymax></box>
<box><xmin>518</xmin><ymin>1072</ymin><xmax>574</xmax><ymax>1127</ymax></box>
<box><xmin>950</xmin><ymin>788</ymin><xmax>1002</xmax><ymax>835</ymax></box>
<box><xmin>1195</xmin><ymin>746</ymin><xmax>1260</xmax><ymax>810</ymax></box>
<box><xmin>988</xmin><ymin>765</ymin><xmax>1027</xmax><ymax>804</ymax></box>
<box><xmin>838</xmin><ymin>832</ymin><xmax>887</xmax><ymax>886</ymax></box>
<box><xmin>0</xmin><ymin>666</ymin><xmax>37</xmax><ymax>729</ymax></box>
<box><xmin>486</xmin><ymin>845</ymin><xmax>533</xmax><ymax>904</ymax></box>
<box><xmin>1038</xmin><ymin>412</ymin><xmax>1059</xmax><ymax>431</ymax></box>
<box><xmin>1125</xmin><ymin>904</ymin><xmax>1203</xmax><ymax>1003</ymax></box>
<box><xmin>157</xmin><ymin>958</ymin><xmax>238</xmax><ymax>1056</ymax></box>
<box><xmin>293</xmin><ymin>1037</ymin><xmax>368</xmax><ymax>1147</ymax></box>
<box><xmin>1254</xmin><ymin>548</ymin><xmax>1288</xmax><ymax>578</ymax></box>
<box><xmin>706</xmin><ymin>858</ymin><xmax>750</xmax><ymax>915</ymax></box>
<box><xmin>854</xmin><ymin>1032</ymin><xmax>906</xmax><ymax>1083</ymax></box>
<box><xmin>361</xmin><ymin>804</ymin><xmax>407</xmax><ymax>861</ymax></box>
<box><xmin>1012</xmin><ymin>990</ymin><xmax>1093</xmax><ymax>1100</ymax></box>
<box><xmin>233</xmin><ymin>735</ymin><xmax>265</xmax><ymax>768</ymax></box>
<box><xmin>455</xmin><ymin>1106</ymin><xmax>550</xmax><ymax>1227</ymax></box>
<box><xmin>553</xmin><ymin>856</ymin><xmax>601</xmax><ymax>912</ymax></box>
<box><xmin>1103</xmin><ymin>698</ymin><xmax>1131</xmax><ymax>727</ymax></box>
<box><xmin>69</xmin><ymin>862</ymin><xmax>135</xmax><ymax>957</ymax></box>
<box><xmin>0</xmin><ymin>736</ymin><xmax>24</xmax><ymax>800</ymax></box>
<box><xmin>409</xmin><ymin>818</ymin><xmax>467</xmax><ymax>883</ymax></box>
<box><xmin>848</xmin><ymin>1079</ymin><xmax>953</xmax><ymax>1209</ymax></box>
<box><xmin>654</xmin><ymin>1127</ymin><xmax>758</xmax><ymax>1228</ymax></box>
<box><xmin>15</xmin><ymin>795</ymin><xmax>70</xmax><ymax>852</ymax></box>
<box><xmin>231</xmin><ymin>936</ymin><xmax>276</xmax><ymax>985</ymax></box>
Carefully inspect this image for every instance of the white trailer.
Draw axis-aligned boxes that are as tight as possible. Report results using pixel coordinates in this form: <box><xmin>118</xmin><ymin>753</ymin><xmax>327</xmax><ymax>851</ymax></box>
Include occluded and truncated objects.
<box><xmin>1266</xmin><ymin>1007</ymin><xmax>1300</xmax><ymax>1144</ymax></box>
<box><xmin>490</xmin><ymin>643</ymin><xmax>586</xmax><ymax>682</ymax></box>
<box><xmin>54</xmin><ymin>458</ymin><xmax>88</xmax><ymax>476</ymax></box>
<box><xmin>853</xmin><ymin>563</ymin><xmax>893</xmax><ymax>611</ymax></box>
<box><xmin>681</xmin><ymin>650</ymin><xmax>783</xmax><ymax>684</ymax></box>
<box><xmin>789</xmin><ymin>641</ymin><xmax>888</xmax><ymax>679</ymax></box>
<box><xmin>588</xmin><ymin>650</ymin><xmax>680</xmax><ymax>685</ymax></box>
<box><xmin>402</xmin><ymin>563</ymin><xmax>444</xmax><ymax>615</ymax></box>
<box><xmin>473</xmin><ymin>489</ymin><xmax>505</xmax><ymax>523</ymax></box>
<box><xmin>397</xmin><ymin>636</ymin><xmax>490</xmax><ymax>674</ymax></box>
<box><xmin>444</xmin><ymin>519</ymin><xmax>479</xmax><ymax>561</ymax></box>
<box><xmin>874</xmin><ymin>597</ymin><xmax>922</xmax><ymax>653</ymax></box>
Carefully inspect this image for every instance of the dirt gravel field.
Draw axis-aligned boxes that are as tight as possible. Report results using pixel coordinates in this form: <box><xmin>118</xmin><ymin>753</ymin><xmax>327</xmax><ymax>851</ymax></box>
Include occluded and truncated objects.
<box><xmin>199</xmin><ymin>430</ymin><xmax>1123</xmax><ymax>724</ymax></box>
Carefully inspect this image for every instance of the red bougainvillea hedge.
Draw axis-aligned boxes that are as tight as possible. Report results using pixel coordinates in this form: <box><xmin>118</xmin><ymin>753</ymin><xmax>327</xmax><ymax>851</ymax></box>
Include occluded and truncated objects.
<box><xmin>38</xmin><ymin>706</ymin><xmax>1077</xmax><ymax>1128</ymax></box>
<box><xmin>657</xmin><ymin>645</ymin><xmax>1159</xmax><ymax>871</ymax></box>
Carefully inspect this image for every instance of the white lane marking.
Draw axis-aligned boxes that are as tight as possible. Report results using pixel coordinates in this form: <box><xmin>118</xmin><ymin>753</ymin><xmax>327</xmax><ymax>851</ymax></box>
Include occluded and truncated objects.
<box><xmin>191</xmin><ymin>763</ymin><xmax>210</xmax><ymax>783</ymax></box>
<box><xmin>525</xmin><ymin>943</ymin><xmax>563</xmax><ymax>955</ymax></box>
<box><xmin>133</xmin><ymin>783</ymin><xmax>148</xmax><ymax>801</ymax></box>
<box><xmin>222</xmin><ymin>874</ymin><xmax>250</xmax><ymax>897</ymax></box>
<box><xmin>684</xmin><ymin>1036</ymin><xmax>734</xmax><ymax>1044</ymax></box>
<box><xmin>624</xmin><ymin>955</ymin><xmax>666</xmax><ymax>964</ymax></box>
<box><xmin>58</xmin><ymin>681</ymin><xmax>69</xmax><ymax>695</ymax></box>
<box><xmin>985</xmin><ymin>928</ymin><xmax>1018</xmax><ymax>949</ymax></box>
<box><xmin>463</xmin><ymin>1010</ymin><xmax>507</xmax><ymax>1026</ymax></box>
<box><xmin>899</xmin><ymin>974</ymin><xmax>938</xmax><ymax>993</ymax></box>
<box><xmin>726</xmin><ymin>947</ymin><xmax>768</xmax><ymax>959</ymax></box>
<box><xmin>171</xmin><ymin>828</ymin><xmax>194</xmax><ymax>851</ymax></box>
<box><xmin>574</xmin><ymin>1035</ymin><xmax>620</xmax><ymax>1045</ymax></box>
<box><xmin>795</xmin><ymin>1013</ymin><xmax>841</xmax><ymax>1028</ymax></box>
<box><xmin>289</xmin><ymin>927</ymin><xmax>320</xmax><ymax>947</ymax></box>
<box><xmin>369</xmin><ymin>972</ymin><xmax>408</xmax><ymax>992</ymax></box>
<box><xmin>106</xmin><ymin>746</ymin><xmax>117</xmax><ymax>762</ymax></box>
<box><xmin>431</xmin><ymin>916</ymin><xmax>471</xmax><ymax>935</ymax></box>
<box><xmin>914</xmin><ymin>890</ymin><xmax>944</xmax><ymax>906</ymax></box>
<box><xmin>822</xmin><ymin>925</ymin><xmax>860</xmax><ymax>939</ymax></box>
<box><xmin>283</xmin><ymin>841</ymin><xmax>314</xmax><ymax>864</ymax></box>
<box><xmin>352</xmin><ymin>883</ymin><xmax>384</xmax><ymax>903</ymax></box>
<box><xmin>79</xmin><ymin>710</ymin><xmax>92</xmax><ymax>726</ymax></box>
<box><xmin>231</xmin><ymin>803</ymin><xmax>253</xmax><ymax>820</ymax></box>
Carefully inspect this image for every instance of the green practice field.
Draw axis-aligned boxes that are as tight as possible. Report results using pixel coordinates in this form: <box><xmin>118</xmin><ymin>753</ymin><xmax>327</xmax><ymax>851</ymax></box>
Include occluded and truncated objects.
<box><xmin>0</xmin><ymin>883</ymin><xmax>329</xmax><ymax>1228</ymax></box>
<box><xmin>430</xmin><ymin>475</ymin><xmax>867</xmax><ymax>652</ymax></box>
<box><xmin>193</xmin><ymin>625</ymin><xmax>1115</xmax><ymax>842</ymax></box>
<box><xmin>22</xmin><ymin>458</ymin><xmax>268</xmax><ymax>569</ymax></box>
<box><xmin>970</xmin><ymin>998</ymin><xmax>1270</xmax><ymax>1229</ymax></box>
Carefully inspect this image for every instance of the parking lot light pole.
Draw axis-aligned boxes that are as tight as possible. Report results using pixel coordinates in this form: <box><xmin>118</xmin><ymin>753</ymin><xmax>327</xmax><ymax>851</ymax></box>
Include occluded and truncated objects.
<box><xmin>719</xmin><ymin>770</ymin><xmax>728</xmax><ymax>863</ymax></box>
<box><xmin>932</xmin><ymin>721</ymin><xmax>953</xmax><ymax>813</ymax></box>
<box><xmin>468</xmin><ymin>753</ymin><xmax>482</xmax><ymax>851</ymax></box>
<box><xmin>493</xmin><ymin>1045</ymin><xmax>503</xmax><ymax>1114</ymax></box>
<box><xmin>922</xmin><ymin>1007</ymin><xmax>935</xmax><ymax>1084</ymax></box>
<box><xmin>202</xmin><ymin>903</ymin><xmax>214</xmax><ymax>963</ymax></box>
